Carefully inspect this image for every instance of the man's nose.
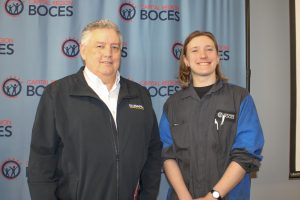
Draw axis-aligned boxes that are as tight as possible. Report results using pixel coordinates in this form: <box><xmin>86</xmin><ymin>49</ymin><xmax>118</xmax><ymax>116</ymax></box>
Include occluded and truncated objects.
<box><xmin>103</xmin><ymin>46</ymin><xmax>112</xmax><ymax>57</ymax></box>
<box><xmin>199</xmin><ymin>49</ymin><xmax>207</xmax><ymax>58</ymax></box>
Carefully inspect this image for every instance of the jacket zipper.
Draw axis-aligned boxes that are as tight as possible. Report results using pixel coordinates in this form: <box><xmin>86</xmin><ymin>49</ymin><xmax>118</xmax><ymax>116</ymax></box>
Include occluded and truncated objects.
<box><xmin>109</xmin><ymin>115</ymin><xmax>120</xmax><ymax>200</ymax></box>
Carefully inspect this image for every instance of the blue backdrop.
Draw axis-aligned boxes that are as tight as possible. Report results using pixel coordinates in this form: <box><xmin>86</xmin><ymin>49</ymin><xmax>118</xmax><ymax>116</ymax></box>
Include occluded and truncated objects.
<box><xmin>0</xmin><ymin>0</ymin><xmax>247</xmax><ymax>199</ymax></box>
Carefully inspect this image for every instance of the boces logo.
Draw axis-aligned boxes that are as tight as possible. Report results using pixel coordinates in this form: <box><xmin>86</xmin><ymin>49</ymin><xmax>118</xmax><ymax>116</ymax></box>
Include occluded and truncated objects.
<box><xmin>62</xmin><ymin>38</ymin><xmax>79</xmax><ymax>58</ymax></box>
<box><xmin>1</xmin><ymin>158</ymin><xmax>21</xmax><ymax>180</ymax></box>
<box><xmin>28</xmin><ymin>0</ymin><xmax>74</xmax><ymax>17</ymax></box>
<box><xmin>121</xmin><ymin>42</ymin><xmax>128</xmax><ymax>58</ymax></box>
<box><xmin>172</xmin><ymin>42</ymin><xmax>183</xmax><ymax>60</ymax></box>
<box><xmin>218</xmin><ymin>44</ymin><xmax>231</xmax><ymax>61</ymax></box>
<box><xmin>119</xmin><ymin>2</ymin><xmax>136</xmax><ymax>21</ymax></box>
<box><xmin>140</xmin><ymin>80</ymin><xmax>180</xmax><ymax>97</ymax></box>
<box><xmin>2</xmin><ymin>77</ymin><xmax>22</xmax><ymax>98</ymax></box>
<box><xmin>26</xmin><ymin>79</ymin><xmax>52</xmax><ymax>96</ymax></box>
<box><xmin>1</xmin><ymin>77</ymin><xmax>53</xmax><ymax>97</ymax></box>
<box><xmin>2</xmin><ymin>0</ymin><xmax>74</xmax><ymax>17</ymax></box>
<box><xmin>0</xmin><ymin>37</ymin><xmax>15</xmax><ymax>55</ymax></box>
<box><xmin>119</xmin><ymin>1</ymin><xmax>180</xmax><ymax>22</ymax></box>
<box><xmin>3</xmin><ymin>0</ymin><xmax>24</xmax><ymax>17</ymax></box>
<box><xmin>0</xmin><ymin>119</ymin><xmax>13</xmax><ymax>137</ymax></box>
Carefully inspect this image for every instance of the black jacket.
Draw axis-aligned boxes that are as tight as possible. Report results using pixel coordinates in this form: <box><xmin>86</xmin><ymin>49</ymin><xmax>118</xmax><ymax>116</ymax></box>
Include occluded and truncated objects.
<box><xmin>28</xmin><ymin>67</ymin><xmax>162</xmax><ymax>200</ymax></box>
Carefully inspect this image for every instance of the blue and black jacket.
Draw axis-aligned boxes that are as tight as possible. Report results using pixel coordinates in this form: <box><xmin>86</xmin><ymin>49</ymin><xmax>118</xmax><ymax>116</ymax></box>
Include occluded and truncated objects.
<box><xmin>159</xmin><ymin>80</ymin><xmax>264</xmax><ymax>200</ymax></box>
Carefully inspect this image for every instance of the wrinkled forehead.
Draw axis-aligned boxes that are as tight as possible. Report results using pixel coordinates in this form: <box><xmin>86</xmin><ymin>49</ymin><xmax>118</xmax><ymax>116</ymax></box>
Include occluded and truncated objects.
<box><xmin>88</xmin><ymin>28</ymin><xmax>121</xmax><ymax>44</ymax></box>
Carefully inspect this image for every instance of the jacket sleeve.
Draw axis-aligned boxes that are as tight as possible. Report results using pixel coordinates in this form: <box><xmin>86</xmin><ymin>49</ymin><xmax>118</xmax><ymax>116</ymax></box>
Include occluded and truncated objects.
<box><xmin>138</xmin><ymin>96</ymin><xmax>162</xmax><ymax>199</ymax></box>
<box><xmin>27</xmin><ymin>87</ymin><xmax>60</xmax><ymax>200</ymax></box>
<box><xmin>159</xmin><ymin>110</ymin><xmax>176</xmax><ymax>161</ymax></box>
<box><xmin>231</xmin><ymin>94</ymin><xmax>264</xmax><ymax>173</ymax></box>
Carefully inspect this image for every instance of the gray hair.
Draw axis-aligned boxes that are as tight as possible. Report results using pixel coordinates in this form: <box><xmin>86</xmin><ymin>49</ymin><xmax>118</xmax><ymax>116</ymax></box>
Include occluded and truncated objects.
<box><xmin>80</xmin><ymin>19</ymin><xmax>123</xmax><ymax>47</ymax></box>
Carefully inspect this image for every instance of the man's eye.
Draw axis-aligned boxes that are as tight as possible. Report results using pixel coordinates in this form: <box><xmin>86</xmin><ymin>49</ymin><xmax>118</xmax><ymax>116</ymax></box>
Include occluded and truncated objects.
<box><xmin>205</xmin><ymin>48</ymin><xmax>214</xmax><ymax>51</ymax></box>
<box><xmin>112</xmin><ymin>45</ymin><xmax>120</xmax><ymax>50</ymax></box>
<box><xmin>97</xmin><ymin>45</ymin><xmax>104</xmax><ymax>48</ymax></box>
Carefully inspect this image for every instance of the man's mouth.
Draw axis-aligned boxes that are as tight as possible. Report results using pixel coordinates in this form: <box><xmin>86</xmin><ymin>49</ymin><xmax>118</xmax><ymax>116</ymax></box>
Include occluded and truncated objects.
<box><xmin>101</xmin><ymin>61</ymin><xmax>113</xmax><ymax>64</ymax></box>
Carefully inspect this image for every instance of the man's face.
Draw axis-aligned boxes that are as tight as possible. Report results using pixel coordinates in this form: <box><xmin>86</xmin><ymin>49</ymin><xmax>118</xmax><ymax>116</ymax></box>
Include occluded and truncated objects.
<box><xmin>184</xmin><ymin>36</ymin><xmax>219</xmax><ymax>80</ymax></box>
<box><xmin>80</xmin><ymin>28</ymin><xmax>121</xmax><ymax>80</ymax></box>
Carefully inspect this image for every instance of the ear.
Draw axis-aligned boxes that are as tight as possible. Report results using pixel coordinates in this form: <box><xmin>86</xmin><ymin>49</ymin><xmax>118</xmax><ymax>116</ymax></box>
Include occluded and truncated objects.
<box><xmin>183</xmin><ymin>55</ymin><xmax>189</xmax><ymax>67</ymax></box>
<box><xmin>216</xmin><ymin>54</ymin><xmax>220</xmax><ymax>64</ymax></box>
<box><xmin>80</xmin><ymin>44</ymin><xmax>86</xmax><ymax>61</ymax></box>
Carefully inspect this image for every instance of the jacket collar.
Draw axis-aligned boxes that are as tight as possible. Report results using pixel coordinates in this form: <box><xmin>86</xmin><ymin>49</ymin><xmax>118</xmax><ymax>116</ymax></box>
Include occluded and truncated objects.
<box><xmin>69</xmin><ymin>67</ymin><xmax>138</xmax><ymax>102</ymax></box>
<box><xmin>117</xmin><ymin>78</ymin><xmax>138</xmax><ymax>103</ymax></box>
<box><xmin>180</xmin><ymin>80</ymin><xmax>224</xmax><ymax>100</ymax></box>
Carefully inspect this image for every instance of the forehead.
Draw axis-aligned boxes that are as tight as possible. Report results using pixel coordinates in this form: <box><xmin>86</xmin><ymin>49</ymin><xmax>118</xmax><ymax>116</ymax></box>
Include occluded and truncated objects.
<box><xmin>89</xmin><ymin>28</ymin><xmax>120</xmax><ymax>43</ymax></box>
<box><xmin>187</xmin><ymin>35</ymin><xmax>215</xmax><ymax>48</ymax></box>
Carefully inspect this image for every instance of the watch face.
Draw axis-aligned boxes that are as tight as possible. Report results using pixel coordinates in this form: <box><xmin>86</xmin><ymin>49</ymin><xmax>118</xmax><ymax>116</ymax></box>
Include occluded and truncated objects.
<box><xmin>212</xmin><ymin>191</ymin><xmax>220</xmax><ymax>198</ymax></box>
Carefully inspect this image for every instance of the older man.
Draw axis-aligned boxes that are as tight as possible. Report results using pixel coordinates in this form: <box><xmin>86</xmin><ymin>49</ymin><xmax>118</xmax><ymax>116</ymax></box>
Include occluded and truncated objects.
<box><xmin>27</xmin><ymin>19</ymin><xmax>162</xmax><ymax>200</ymax></box>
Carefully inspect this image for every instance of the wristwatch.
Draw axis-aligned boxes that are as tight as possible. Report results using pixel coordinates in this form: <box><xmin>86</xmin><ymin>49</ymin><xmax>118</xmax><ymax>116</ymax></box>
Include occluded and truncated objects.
<box><xmin>210</xmin><ymin>189</ymin><xmax>223</xmax><ymax>200</ymax></box>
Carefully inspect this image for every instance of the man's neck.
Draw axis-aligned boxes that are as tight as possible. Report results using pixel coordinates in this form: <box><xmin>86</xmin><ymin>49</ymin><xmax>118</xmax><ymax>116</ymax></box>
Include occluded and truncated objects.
<box><xmin>192</xmin><ymin>75</ymin><xmax>216</xmax><ymax>87</ymax></box>
<box><xmin>97</xmin><ymin>74</ymin><xmax>116</xmax><ymax>91</ymax></box>
<box><xmin>84</xmin><ymin>66</ymin><xmax>117</xmax><ymax>92</ymax></box>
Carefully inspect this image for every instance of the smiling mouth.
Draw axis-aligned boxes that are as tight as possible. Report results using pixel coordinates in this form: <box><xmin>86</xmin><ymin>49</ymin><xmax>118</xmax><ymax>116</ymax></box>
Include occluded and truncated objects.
<box><xmin>197</xmin><ymin>62</ymin><xmax>211</xmax><ymax>66</ymax></box>
<box><xmin>101</xmin><ymin>61</ymin><xmax>113</xmax><ymax>64</ymax></box>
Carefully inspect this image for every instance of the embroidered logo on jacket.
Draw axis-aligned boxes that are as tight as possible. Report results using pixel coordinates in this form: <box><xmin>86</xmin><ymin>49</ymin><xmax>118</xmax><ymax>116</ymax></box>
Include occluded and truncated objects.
<box><xmin>214</xmin><ymin>110</ymin><xmax>236</xmax><ymax>131</ymax></box>
<box><xmin>129</xmin><ymin>104</ymin><xmax>144</xmax><ymax>110</ymax></box>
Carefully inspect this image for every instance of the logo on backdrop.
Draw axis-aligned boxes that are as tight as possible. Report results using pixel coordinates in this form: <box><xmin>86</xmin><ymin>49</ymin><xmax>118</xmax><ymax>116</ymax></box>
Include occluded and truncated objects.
<box><xmin>28</xmin><ymin>0</ymin><xmax>74</xmax><ymax>17</ymax></box>
<box><xmin>121</xmin><ymin>42</ymin><xmax>128</xmax><ymax>58</ymax></box>
<box><xmin>4</xmin><ymin>0</ymin><xmax>24</xmax><ymax>16</ymax></box>
<box><xmin>140</xmin><ymin>80</ymin><xmax>180</xmax><ymax>97</ymax></box>
<box><xmin>3</xmin><ymin>0</ymin><xmax>74</xmax><ymax>17</ymax></box>
<box><xmin>172</xmin><ymin>42</ymin><xmax>183</xmax><ymax>60</ymax></box>
<box><xmin>119</xmin><ymin>2</ymin><xmax>136</xmax><ymax>21</ymax></box>
<box><xmin>2</xmin><ymin>77</ymin><xmax>22</xmax><ymax>98</ymax></box>
<box><xmin>119</xmin><ymin>1</ymin><xmax>180</xmax><ymax>22</ymax></box>
<box><xmin>0</xmin><ymin>119</ymin><xmax>13</xmax><ymax>137</ymax></box>
<box><xmin>26</xmin><ymin>79</ymin><xmax>52</xmax><ymax>96</ymax></box>
<box><xmin>0</xmin><ymin>37</ymin><xmax>15</xmax><ymax>55</ymax></box>
<box><xmin>1</xmin><ymin>159</ymin><xmax>21</xmax><ymax>180</ymax></box>
<box><xmin>218</xmin><ymin>44</ymin><xmax>231</xmax><ymax>61</ymax></box>
<box><xmin>62</xmin><ymin>38</ymin><xmax>79</xmax><ymax>58</ymax></box>
<box><xmin>1</xmin><ymin>77</ymin><xmax>54</xmax><ymax>97</ymax></box>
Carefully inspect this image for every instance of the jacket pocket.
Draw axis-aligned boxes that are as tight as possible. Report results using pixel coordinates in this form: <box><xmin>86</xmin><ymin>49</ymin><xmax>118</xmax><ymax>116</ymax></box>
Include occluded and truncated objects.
<box><xmin>56</xmin><ymin>178</ymin><xmax>79</xmax><ymax>200</ymax></box>
<box><xmin>171</xmin><ymin>123</ymin><xmax>190</xmax><ymax>150</ymax></box>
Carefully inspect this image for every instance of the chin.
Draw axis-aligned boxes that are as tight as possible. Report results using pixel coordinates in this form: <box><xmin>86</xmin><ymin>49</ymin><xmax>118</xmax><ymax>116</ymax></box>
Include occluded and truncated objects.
<box><xmin>103</xmin><ymin>70</ymin><xmax>117</xmax><ymax>76</ymax></box>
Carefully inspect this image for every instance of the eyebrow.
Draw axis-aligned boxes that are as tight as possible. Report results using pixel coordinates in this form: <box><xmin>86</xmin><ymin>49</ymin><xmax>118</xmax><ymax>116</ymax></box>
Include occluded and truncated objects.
<box><xmin>111</xmin><ymin>42</ymin><xmax>121</xmax><ymax>46</ymax></box>
<box><xmin>96</xmin><ymin>42</ymin><xmax>105</xmax><ymax>45</ymax></box>
<box><xmin>95</xmin><ymin>42</ymin><xmax>120</xmax><ymax>46</ymax></box>
<box><xmin>190</xmin><ymin>44</ymin><xmax>215</xmax><ymax>49</ymax></box>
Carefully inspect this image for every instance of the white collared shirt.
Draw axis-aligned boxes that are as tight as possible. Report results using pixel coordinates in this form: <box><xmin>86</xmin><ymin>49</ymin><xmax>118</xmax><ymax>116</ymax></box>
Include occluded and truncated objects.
<box><xmin>83</xmin><ymin>67</ymin><xmax>120</xmax><ymax>126</ymax></box>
